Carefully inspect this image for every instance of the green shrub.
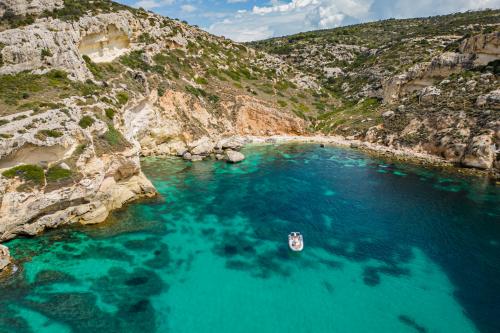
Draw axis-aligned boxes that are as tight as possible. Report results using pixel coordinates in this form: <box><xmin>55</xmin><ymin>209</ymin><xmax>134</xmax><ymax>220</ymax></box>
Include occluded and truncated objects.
<box><xmin>82</xmin><ymin>55</ymin><xmax>103</xmax><ymax>79</ymax></box>
<box><xmin>103</xmin><ymin>125</ymin><xmax>126</xmax><ymax>146</ymax></box>
<box><xmin>2</xmin><ymin>165</ymin><xmax>45</xmax><ymax>186</ymax></box>
<box><xmin>120</xmin><ymin>51</ymin><xmax>149</xmax><ymax>71</ymax></box>
<box><xmin>46</xmin><ymin>166</ymin><xmax>72</xmax><ymax>182</ymax></box>
<box><xmin>105</xmin><ymin>108</ymin><xmax>115</xmax><ymax>120</ymax></box>
<box><xmin>194</xmin><ymin>77</ymin><xmax>208</xmax><ymax>85</ymax></box>
<box><xmin>0</xmin><ymin>43</ymin><xmax>4</xmax><ymax>67</ymax></box>
<box><xmin>208</xmin><ymin>95</ymin><xmax>220</xmax><ymax>103</ymax></box>
<box><xmin>185</xmin><ymin>85</ymin><xmax>207</xmax><ymax>98</ymax></box>
<box><xmin>41</xmin><ymin>48</ymin><xmax>52</xmax><ymax>59</ymax></box>
<box><xmin>278</xmin><ymin>100</ymin><xmax>287</xmax><ymax>107</ymax></box>
<box><xmin>36</xmin><ymin>129</ymin><xmax>63</xmax><ymax>139</ymax></box>
<box><xmin>138</xmin><ymin>32</ymin><xmax>155</xmax><ymax>44</ymax></box>
<box><xmin>116</xmin><ymin>92</ymin><xmax>129</xmax><ymax>106</ymax></box>
<box><xmin>79</xmin><ymin>115</ymin><xmax>94</xmax><ymax>129</ymax></box>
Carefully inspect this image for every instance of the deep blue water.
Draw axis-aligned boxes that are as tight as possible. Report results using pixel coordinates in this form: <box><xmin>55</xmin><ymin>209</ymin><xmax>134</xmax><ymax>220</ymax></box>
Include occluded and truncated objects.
<box><xmin>0</xmin><ymin>144</ymin><xmax>499</xmax><ymax>333</ymax></box>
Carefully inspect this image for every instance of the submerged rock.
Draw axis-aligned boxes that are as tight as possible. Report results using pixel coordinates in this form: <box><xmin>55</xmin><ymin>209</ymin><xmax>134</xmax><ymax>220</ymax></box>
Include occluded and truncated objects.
<box><xmin>225</xmin><ymin>150</ymin><xmax>245</xmax><ymax>163</ymax></box>
<box><xmin>0</xmin><ymin>244</ymin><xmax>11</xmax><ymax>271</ymax></box>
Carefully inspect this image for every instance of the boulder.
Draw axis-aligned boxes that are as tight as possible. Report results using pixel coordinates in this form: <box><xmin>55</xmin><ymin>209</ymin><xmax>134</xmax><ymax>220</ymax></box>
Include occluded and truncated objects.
<box><xmin>225</xmin><ymin>150</ymin><xmax>245</xmax><ymax>163</ymax></box>
<box><xmin>190</xmin><ymin>155</ymin><xmax>204</xmax><ymax>162</ymax></box>
<box><xmin>382</xmin><ymin>110</ymin><xmax>395</xmax><ymax>118</ymax></box>
<box><xmin>0</xmin><ymin>244</ymin><xmax>11</xmax><ymax>271</ymax></box>
<box><xmin>476</xmin><ymin>89</ymin><xmax>500</xmax><ymax>109</ymax></box>
<box><xmin>462</xmin><ymin>132</ymin><xmax>495</xmax><ymax>169</ymax></box>
<box><xmin>217</xmin><ymin>137</ymin><xmax>244</xmax><ymax>150</ymax></box>
<box><xmin>419</xmin><ymin>86</ymin><xmax>441</xmax><ymax>104</ymax></box>
<box><xmin>190</xmin><ymin>137</ymin><xmax>215</xmax><ymax>155</ymax></box>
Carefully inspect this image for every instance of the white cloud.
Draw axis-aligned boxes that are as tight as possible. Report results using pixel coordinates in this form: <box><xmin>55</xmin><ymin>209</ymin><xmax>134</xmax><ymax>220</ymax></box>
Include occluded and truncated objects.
<box><xmin>134</xmin><ymin>0</ymin><xmax>174</xmax><ymax>10</ymax></box>
<box><xmin>181</xmin><ymin>4</ymin><xmax>197</xmax><ymax>13</ymax></box>
<box><xmin>207</xmin><ymin>0</ymin><xmax>500</xmax><ymax>42</ymax></box>
<box><xmin>208</xmin><ymin>0</ymin><xmax>373</xmax><ymax>42</ymax></box>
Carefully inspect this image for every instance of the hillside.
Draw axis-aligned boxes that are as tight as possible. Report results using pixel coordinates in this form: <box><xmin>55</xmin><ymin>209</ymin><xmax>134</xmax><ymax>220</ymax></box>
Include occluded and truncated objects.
<box><xmin>251</xmin><ymin>10</ymin><xmax>500</xmax><ymax>172</ymax></box>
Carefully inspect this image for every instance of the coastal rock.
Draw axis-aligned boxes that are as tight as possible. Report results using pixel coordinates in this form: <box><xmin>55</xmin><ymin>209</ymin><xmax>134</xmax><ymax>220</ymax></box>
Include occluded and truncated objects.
<box><xmin>462</xmin><ymin>132</ymin><xmax>496</xmax><ymax>169</ymax></box>
<box><xmin>189</xmin><ymin>137</ymin><xmax>215</xmax><ymax>156</ymax></box>
<box><xmin>225</xmin><ymin>150</ymin><xmax>245</xmax><ymax>163</ymax></box>
<box><xmin>0</xmin><ymin>244</ymin><xmax>11</xmax><ymax>271</ymax></box>
<box><xmin>217</xmin><ymin>137</ymin><xmax>244</xmax><ymax>150</ymax></box>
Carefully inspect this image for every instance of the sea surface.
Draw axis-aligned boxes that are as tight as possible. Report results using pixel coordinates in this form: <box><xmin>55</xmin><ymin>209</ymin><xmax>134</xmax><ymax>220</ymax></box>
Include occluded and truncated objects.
<box><xmin>1</xmin><ymin>144</ymin><xmax>499</xmax><ymax>333</ymax></box>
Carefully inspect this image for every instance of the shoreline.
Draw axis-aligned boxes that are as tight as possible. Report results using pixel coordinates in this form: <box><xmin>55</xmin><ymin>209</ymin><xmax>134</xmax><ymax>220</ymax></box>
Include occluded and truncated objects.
<box><xmin>235</xmin><ymin>135</ymin><xmax>498</xmax><ymax>180</ymax></box>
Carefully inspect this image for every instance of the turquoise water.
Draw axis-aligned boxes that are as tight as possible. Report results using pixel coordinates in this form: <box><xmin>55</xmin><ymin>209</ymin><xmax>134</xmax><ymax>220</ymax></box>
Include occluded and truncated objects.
<box><xmin>1</xmin><ymin>144</ymin><xmax>499</xmax><ymax>333</ymax></box>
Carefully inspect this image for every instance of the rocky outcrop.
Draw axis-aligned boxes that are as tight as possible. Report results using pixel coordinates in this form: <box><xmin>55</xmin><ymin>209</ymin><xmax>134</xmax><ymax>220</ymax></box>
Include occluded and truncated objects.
<box><xmin>462</xmin><ymin>131</ymin><xmax>496</xmax><ymax>169</ymax></box>
<box><xmin>0</xmin><ymin>145</ymin><xmax>156</xmax><ymax>242</ymax></box>
<box><xmin>459</xmin><ymin>31</ymin><xmax>500</xmax><ymax>66</ymax></box>
<box><xmin>78</xmin><ymin>24</ymin><xmax>131</xmax><ymax>63</ymax></box>
<box><xmin>0</xmin><ymin>0</ymin><xmax>63</xmax><ymax>17</ymax></box>
<box><xmin>0</xmin><ymin>9</ymin><xmax>178</xmax><ymax>80</ymax></box>
<box><xmin>0</xmin><ymin>244</ymin><xmax>10</xmax><ymax>271</ymax></box>
<box><xmin>383</xmin><ymin>32</ymin><xmax>499</xmax><ymax>103</ymax></box>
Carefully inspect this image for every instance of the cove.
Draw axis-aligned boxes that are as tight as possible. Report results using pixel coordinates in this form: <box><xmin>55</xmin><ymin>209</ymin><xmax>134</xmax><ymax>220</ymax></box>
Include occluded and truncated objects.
<box><xmin>0</xmin><ymin>144</ymin><xmax>499</xmax><ymax>333</ymax></box>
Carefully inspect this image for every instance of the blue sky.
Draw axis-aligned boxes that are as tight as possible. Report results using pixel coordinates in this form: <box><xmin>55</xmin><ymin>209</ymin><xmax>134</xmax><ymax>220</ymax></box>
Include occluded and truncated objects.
<box><xmin>116</xmin><ymin>0</ymin><xmax>500</xmax><ymax>42</ymax></box>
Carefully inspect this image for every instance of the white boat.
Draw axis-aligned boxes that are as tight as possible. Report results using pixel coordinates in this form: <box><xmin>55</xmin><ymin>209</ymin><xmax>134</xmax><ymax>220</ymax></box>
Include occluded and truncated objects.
<box><xmin>288</xmin><ymin>232</ymin><xmax>304</xmax><ymax>251</ymax></box>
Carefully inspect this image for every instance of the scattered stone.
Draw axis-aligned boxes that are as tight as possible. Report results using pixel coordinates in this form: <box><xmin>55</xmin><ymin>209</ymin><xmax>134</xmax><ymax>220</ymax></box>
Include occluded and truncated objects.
<box><xmin>190</xmin><ymin>137</ymin><xmax>215</xmax><ymax>156</ymax></box>
<box><xmin>59</xmin><ymin>162</ymin><xmax>71</xmax><ymax>170</ymax></box>
<box><xmin>0</xmin><ymin>244</ymin><xmax>11</xmax><ymax>271</ymax></box>
<box><xmin>225</xmin><ymin>150</ymin><xmax>245</xmax><ymax>163</ymax></box>
<box><xmin>382</xmin><ymin>110</ymin><xmax>395</xmax><ymax>118</ymax></box>
<box><xmin>419</xmin><ymin>86</ymin><xmax>441</xmax><ymax>104</ymax></box>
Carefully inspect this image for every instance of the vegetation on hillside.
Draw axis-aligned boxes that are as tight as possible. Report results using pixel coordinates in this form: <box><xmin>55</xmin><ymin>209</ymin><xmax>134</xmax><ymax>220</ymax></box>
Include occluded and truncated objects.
<box><xmin>250</xmin><ymin>9</ymin><xmax>500</xmax><ymax>136</ymax></box>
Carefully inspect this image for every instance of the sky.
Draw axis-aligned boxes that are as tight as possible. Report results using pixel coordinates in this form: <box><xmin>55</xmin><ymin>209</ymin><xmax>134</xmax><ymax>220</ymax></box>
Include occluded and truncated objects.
<box><xmin>115</xmin><ymin>0</ymin><xmax>500</xmax><ymax>42</ymax></box>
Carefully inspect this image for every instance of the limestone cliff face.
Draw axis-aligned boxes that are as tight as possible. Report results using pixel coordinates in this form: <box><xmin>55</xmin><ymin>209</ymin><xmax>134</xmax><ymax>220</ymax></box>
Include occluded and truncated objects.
<box><xmin>0</xmin><ymin>10</ymin><xmax>155</xmax><ymax>80</ymax></box>
<box><xmin>0</xmin><ymin>104</ymin><xmax>156</xmax><ymax>242</ymax></box>
<box><xmin>382</xmin><ymin>32</ymin><xmax>500</xmax><ymax>103</ymax></box>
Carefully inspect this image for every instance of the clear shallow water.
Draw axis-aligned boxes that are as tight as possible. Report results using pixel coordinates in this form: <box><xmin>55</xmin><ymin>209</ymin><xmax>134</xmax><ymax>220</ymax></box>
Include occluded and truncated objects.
<box><xmin>1</xmin><ymin>144</ymin><xmax>499</xmax><ymax>333</ymax></box>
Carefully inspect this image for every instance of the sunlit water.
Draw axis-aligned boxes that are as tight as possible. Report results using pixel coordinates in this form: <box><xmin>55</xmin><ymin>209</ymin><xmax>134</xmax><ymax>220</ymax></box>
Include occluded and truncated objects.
<box><xmin>1</xmin><ymin>144</ymin><xmax>499</xmax><ymax>333</ymax></box>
